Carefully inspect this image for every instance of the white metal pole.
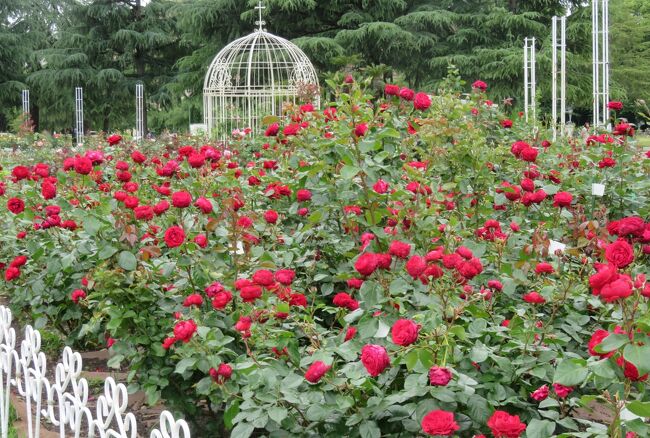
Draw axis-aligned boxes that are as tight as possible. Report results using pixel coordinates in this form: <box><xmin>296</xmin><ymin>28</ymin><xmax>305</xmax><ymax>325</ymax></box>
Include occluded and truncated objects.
<box><xmin>592</xmin><ymin>0</ymin><xmax>600</xmax><ymax>128</ymax></box>
<box><xmin>531</xmin><ymin>37</ymin><xmax>536</xmax><ymax>123</ymax></box>
<box><xmin>560</xmin><ymin>17</ymin><xmax>566</xmax><ymax>137</ymax></box>
<box><xmin>21</xmin><ymin>90</ymin><xmax>29</xmax><ymax>115</ymax></box>
<box><xmin>75</xmin><ymin>87</ymin><xmax>84</xmax><ymax>145</ymax></box>
<box><xmin>552</xmin><ymin>17</ymin><xmax>558</xmax><ymax>140</ymax></box>
<box><xmin>600</xmin><ymin>0</ymin><xmax>609</xmax><ymax>126</ymax></box>
<box><xmin>524</xmin><ymin>38</ymin><xmax>529</xmax><ymax>122</ymax></box>
<box><xmin>135</xmin><ymin>83</ymin><xmax>144</xmax><ymax>141</ymax></box>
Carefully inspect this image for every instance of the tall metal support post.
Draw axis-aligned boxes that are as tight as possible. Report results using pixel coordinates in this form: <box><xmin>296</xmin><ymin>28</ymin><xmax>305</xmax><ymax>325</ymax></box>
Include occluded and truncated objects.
<box><xmin>135</xmin><ymin>83</ymin><xmax>144</xmax><ymax>142</ymax></box>
<box><xmin>551</xmin><ymin>16</ymin><xmax>567</xmax><ymax>139</ymax></box>
<box><xmin>523</xmin><ymin>37</ymin><xmax>536</xmax><ymax>124</ymax></box>
<box><xmin>75</xmin><ymin>87</ymin><xmax>84</xmax><ymax>145</ymax></box>
<box><xmin>21</xmin><ymin>90</ymin><xmax>29</xmax><ymax>115</ymax></box>
<box><xmin>592</xmin><ymin>0</ymin><xmax>609</xmax><ymax>128</ymax></box>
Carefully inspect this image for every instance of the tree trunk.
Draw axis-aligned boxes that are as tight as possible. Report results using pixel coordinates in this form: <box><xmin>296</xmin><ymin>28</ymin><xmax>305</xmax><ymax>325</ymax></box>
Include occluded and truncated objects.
<box><xmin>31</xmin><ymin>105</ymin><xmax>40</xmax><ymax>132</ymax></box>
<box><xmin>103</xmin><ymin>108</ymin><xmax>110</xmax><ymax>133</ymax></box>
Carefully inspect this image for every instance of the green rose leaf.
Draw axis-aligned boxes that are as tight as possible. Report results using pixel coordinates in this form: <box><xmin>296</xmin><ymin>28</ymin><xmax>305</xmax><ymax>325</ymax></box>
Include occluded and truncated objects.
<box><xmin>623</xmin><ymin>343</ymin><xmax>650</xmax><ymax>375</ymax></box>
<box><xmin>554</xmin><ymin>358</ymin><xmax>588</xmax><ymax>386</ymax></box>
<box><xmin>118</xmin><ymin>251</ymin><xmax>137</xmax><ymax>271</ymax></box>
<box><xmin>526</xmin><ymin>418</ymin><xmax>555</xmax><ymax>438</ymax></box>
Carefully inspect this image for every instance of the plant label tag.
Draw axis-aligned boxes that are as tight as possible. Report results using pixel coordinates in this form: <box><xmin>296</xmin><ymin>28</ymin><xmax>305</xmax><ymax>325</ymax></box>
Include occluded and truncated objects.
<box><xmin>592</xmin><ymin>183</ymin><xmax>605</xmax><ymax>197</ymax></box>
<box><xmin>548</xmin><ymin>240</ymin><xmax>566</xmax><ymax>256</ymax></box>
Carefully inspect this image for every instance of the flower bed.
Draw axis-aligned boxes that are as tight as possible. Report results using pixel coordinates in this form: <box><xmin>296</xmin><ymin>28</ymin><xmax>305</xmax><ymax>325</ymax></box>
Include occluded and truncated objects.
<box><xmin>1</xmin><ymin>77</ymin><xmax>649</xmax><ymax>437</ymax></box>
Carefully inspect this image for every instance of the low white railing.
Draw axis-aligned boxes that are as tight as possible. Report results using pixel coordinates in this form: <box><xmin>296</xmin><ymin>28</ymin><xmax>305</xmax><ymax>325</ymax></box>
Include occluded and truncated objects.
<box><xmin>0</xmin><ymin>306</ymin><xmax>190</xmax><ymax>438</ymax></box>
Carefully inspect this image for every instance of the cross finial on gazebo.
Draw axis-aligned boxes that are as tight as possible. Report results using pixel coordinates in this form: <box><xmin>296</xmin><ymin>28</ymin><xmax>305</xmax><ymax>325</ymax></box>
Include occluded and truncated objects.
<box><xmin>255</xmin><ymin>1</ymin><xmax>266</xmax><ymax>31</ymax></box>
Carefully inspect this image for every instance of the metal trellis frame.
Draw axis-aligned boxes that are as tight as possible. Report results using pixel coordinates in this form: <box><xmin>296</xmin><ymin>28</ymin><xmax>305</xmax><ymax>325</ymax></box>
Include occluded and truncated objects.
<box><xmin>592</xmin><ymin>0</ymin><xmax>610</xmax><ymax>128</ymax></box>
<box><xmin>75</xmin><ymin>87</ymin><xmax>84</xmax><ymax>145</ymax></box>
<box><xmin>135</xmin><ymin>83</ymin><xmax>144</xmax><ymax>142</ymax></box>
<box><xmin>523</xmin><ymin>37</ymin><xmax>536</xmax><ymax>124</ymax></box>
<box><xmin>203</xmin><ymin>1</ymin><xmax>320</xmax><ymax>140</ymax></box>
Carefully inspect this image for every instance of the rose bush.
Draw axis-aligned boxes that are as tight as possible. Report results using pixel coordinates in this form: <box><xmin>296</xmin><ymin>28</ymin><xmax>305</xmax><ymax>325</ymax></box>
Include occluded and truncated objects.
<box><xmin>0</xmin><ymin>75</ymin><xmax>649</xmax><ymax>437</ymax></box>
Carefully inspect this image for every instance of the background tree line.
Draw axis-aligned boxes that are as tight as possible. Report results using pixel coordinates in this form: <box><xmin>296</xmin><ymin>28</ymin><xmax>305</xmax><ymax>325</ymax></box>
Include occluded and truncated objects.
<box><xmin>0</xmin><ymin>0</ymin><xmax>648</xmax><ymax>134</ymax></box>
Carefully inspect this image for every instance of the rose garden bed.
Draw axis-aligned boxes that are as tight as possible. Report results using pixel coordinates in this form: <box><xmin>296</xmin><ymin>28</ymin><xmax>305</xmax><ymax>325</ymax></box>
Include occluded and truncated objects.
<box><xmin>0</xmin><ymin>76</ymin><xmax>649</xmax><ymax>437</ymax></box>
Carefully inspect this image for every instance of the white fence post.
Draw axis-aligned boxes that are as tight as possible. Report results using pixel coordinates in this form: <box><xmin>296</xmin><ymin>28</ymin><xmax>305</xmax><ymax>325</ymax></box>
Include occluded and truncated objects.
<box><xmin>0</xmin><ymin>306</ymin><xmax>190</xmax><ymax>438</ymax></box>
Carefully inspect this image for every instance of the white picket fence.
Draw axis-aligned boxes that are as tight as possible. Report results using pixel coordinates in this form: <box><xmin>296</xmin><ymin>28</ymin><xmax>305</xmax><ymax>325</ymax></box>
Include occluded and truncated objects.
<box><xmin>0</xmin><ymin>306</ymin><xmax>191</xmax><ymax>438</ymax></box>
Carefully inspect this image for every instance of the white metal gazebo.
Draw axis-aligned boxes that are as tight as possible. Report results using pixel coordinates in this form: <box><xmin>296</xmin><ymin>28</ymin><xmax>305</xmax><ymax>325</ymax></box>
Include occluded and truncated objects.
<box><xmin>203</xmin><ymin>2</ymin><xmax>320</xmax><ymax>139</ymax></box>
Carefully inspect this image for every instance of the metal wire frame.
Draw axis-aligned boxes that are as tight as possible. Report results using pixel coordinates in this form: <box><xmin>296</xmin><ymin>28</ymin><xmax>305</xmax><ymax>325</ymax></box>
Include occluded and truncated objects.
<box><xmin>523</xmin><ymin>37</ymin><xmax>536</xmax><ymax>125</ymax></box>
<box><xmin>592</xmin><ymin>0</ymin><xmax>609</xmax><ymax>128</ymax></box>
<box><xmin>21</xmin><ymin>90</ymin><xmax>29</xmax><ymax>115</ymax></box>
<box><xmin>551</xmin><ymin>16</ymin><xmax>567</xmax><ymax>140</ymax></box>
<box><xmin>75</xmin><ymin>87</ymin><xmax>84</xmax><ymax>145</ymax></box>
<box><xmin>135</xmin><ymin>83</ymin><xmax>144</xmax><ymax>142</ymax></box>
<box><xmin>203</xmin><ymin>28</ymin><xmax>320</xmax><ymax>140</ymax></box>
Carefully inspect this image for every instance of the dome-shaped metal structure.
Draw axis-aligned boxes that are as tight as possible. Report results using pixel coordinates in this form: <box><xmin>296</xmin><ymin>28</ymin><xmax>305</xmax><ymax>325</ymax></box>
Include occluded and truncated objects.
<box><xmin>203</xmin><ymin>4</ymin><xmax>320</xmax><ymax>139</ymax></box>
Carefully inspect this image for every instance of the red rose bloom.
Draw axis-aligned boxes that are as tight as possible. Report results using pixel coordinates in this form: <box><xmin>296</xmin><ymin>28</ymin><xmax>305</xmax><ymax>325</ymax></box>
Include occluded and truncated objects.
<box><xmin>264</xmin><ymin>210</ymin><xmax>278</xmax><ymax>224</ymax></box>
<box><xmin>153</xmin><ymin>200</ymin><xmax>170</xmax><ymax>216</ymax></box>
<box><xmin>521</xmin><ymin>147</ymin><xmax>538</xmax><ymax>162</ymax></box>
<box><xmin>405</xmin><ymin>255</ymin><xmax>427</xmax><ymax>278</ymax></box>
<box><xmin>385</xmin><ymin>84</ymin><xmax>400</xmax><ymax>96</ymax></box>
<box><xmin>304</xmin><ymin>361</ymin><xmax>331</xmax><ymax>383</ymax></box>
<box><xmin>391</xmin><ymin>319</ymin><xmax>419</xmax><ymax>346</ymax></box>
<box><xmin>333</xmin><ymin>292</ymin><xmax>359</xmax><ymax>311</ymax></box>
<box><xmin>487</xmin><ymin>411</ymin><xmax>527</xmax><ymax>438</ymax></box>
<box><xmin>240</xmin><ymin>285</ymin><xmax>263</xmax><ymax>302</ymax></box>
<box><xmin>617</xmin><ymin>217</ymin><xmax>645</xmax><ymax>237</ymax></box>
<box><xmin>134</xmin><ymin>206</ymin><xmax>154</xmax><ymax>221</ymax></box>
<box><xmin>589</xmin><ymin>264</ymin><xmax>619</xmax><ymax>295</ymax></box>
<box><xmin>344</xmin><ymin>326</ymin><xmax>357</xmax><ymax>341</ymax></box>
<box><xmin>617</xmin><ymin>357</ymin><xmax>649</xmax><ymax>381</ymax></box>
<box><xmin>164</xmin><ymin>226</ymin><xmax>185</xmax><ymax>248</ymax></box>
<box><xmin>605</xmin><ymin>239</ymin><xmax>634</xmax><ymax>268</ymax></box>
<box><xmin>588</xmin><ymin>329</ymin><xmax>614</xmax><ymax>357</ymax></box>
<box><xmin>74</xmin><ymin>157</ymin><xmax>93</xmax><ymax>175</ymax></box>
<box><xmin>354</xmin><ymin>123</ymin><xmax>368</xmax><ymax>137</ymax></box>
<box><xmin>194</xmin><ymin>234</ymin><xmax>207</xmax><ymax>248</ymax></box>
<box><xmin>10</xmin><ymin>256</ymin><xmax>27</xmax><ymax>268</ymax></box>
<box><xmin>607</xmin><ymin>101</ymin><xmax>623</xmax><ymax>111</ymax></box>
<box><xmin>413</xmin><ymin>92</ymin><xmax>431</xmax><ymax>111</ymax></box>
<box><xmin>531</xmin><ymin>385</ymin><xmax>549</xmax><ymax>401</ymax></box>
<box><xmin>472</xmin><ymin>80</ymin><xmax>488</xmax><ymax>91</ymax></box>
<box><xmin>210</xmin><ymin>363</ymin><xmax>233</xmax><ymax>383</ymax></box>
<box><xmin>523</xmin><ymin>291</ymin><xmax>546</xmax><ymax>304</ymax></box>
<box><xmin>252</xmin><ymin>269</ymin><xmax>274</xmax><ymax>286</ymax></box>
<box><xmin>212</xmin><ymin>290</ymin><xmax>233</xmax><ymax>309</ymax></box>
<box><xmin>360</xmin><ymin>344</ymin><xmax>390</xmax><ymax>377</ymax></box>
<box><xmin>71</xmin><ymin>289</ymin><xmax>86</xmax><ymax>303</ymax></box>
<box><xmin>355</xmin><ymin>252</ymin><xmax>379</xmax><ymax>276</ymax></box>
<box><xmin>535</xmin><ymin>262</ymin><xmax>554</xmax><ymax>274</ymax></box>
<box><xmin>428</xmin><ymin>366</ymin><xmax>452</xmax><ymax>386</ymax></box>
<box><xmin>173</xmin><ymin>320</ymin><xmax>197</xmax><ymax>343</ymax></box>
<box><xmin>600</xmin><ymin>277</ymin><xmax>633</xmax><ymax>302</ymax></box>
<box><xmin>7</xmin><ymin>198</ymin><xmax>25</xmax><ymax>214</ymax></box>
<box><xmin>265</xmin><ymin>123</ymin><xmax>279</xmax><ymax>137</ymax></box>
<box><xmin>187</xmin><ymin>153</ymin><xmax>205</xmax><ymax>168</ymax></box>
<box><xmin>553</xmin><ymin>191</ymin><xmax>573</xmax><ymax>208</ymax></box>
<box><xmin>107</xmin><ymin>134</ymin><xmax>122</xmax><ymax>145</ymax></box>
<box><xmin>388</xmin><ymin>240</ymin><xmax>411</xmax><ymax>259</ymax></box>
<box><xmin>182</xmin><ymin>294</ymin><xmax>203</xmax><ymax>307</ymax></box>
<box><xmin>399</xmin><ymin>87</ymin><xmax>415</xmax><ymax>101</ymax></box>
<box><xmin>41</xmin><ymin>182</ymin><xmax>56</xmax><ymax>200</ymax></box>
<box><xmin>4</xmin><ymin>267</ymin><xmax>20</xmax><ymax>282</ymax></box>
<box><xmin>171</xmin><ymin>191</ymin><xmax>192</xmax><ymax>208</ymax></box>
<box><xmin>275</xmin><ymin>269</ymin><xmax>295</xmax><ymax>285</ymax></box>
<box><xmin>12</xmin><ymin>166</ymin><xmax>30</xmax><ymax>180</ymax></box>
<box><xmin>296</xmin><ymin>189</ymin><xmax>312</xmax><ymax>202</ymax></box>
<box><xmin>235</xmin><ymin>316</ymin><xmax>252</xmax><ymax>332</ymax></box>
<box><xmin>194</xmin><ymin>197</ymin><xmax>213</xmax><ymax>213</ymax></box>
<box><xmin>421</xmin><ymin>410</ymin><xmax>459</xmax><ymax>436</ymax></box>
<box><xmin>553</xmin><ymin>383</ymin><xmax>574</xmax><ymax>398</ymax></box>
